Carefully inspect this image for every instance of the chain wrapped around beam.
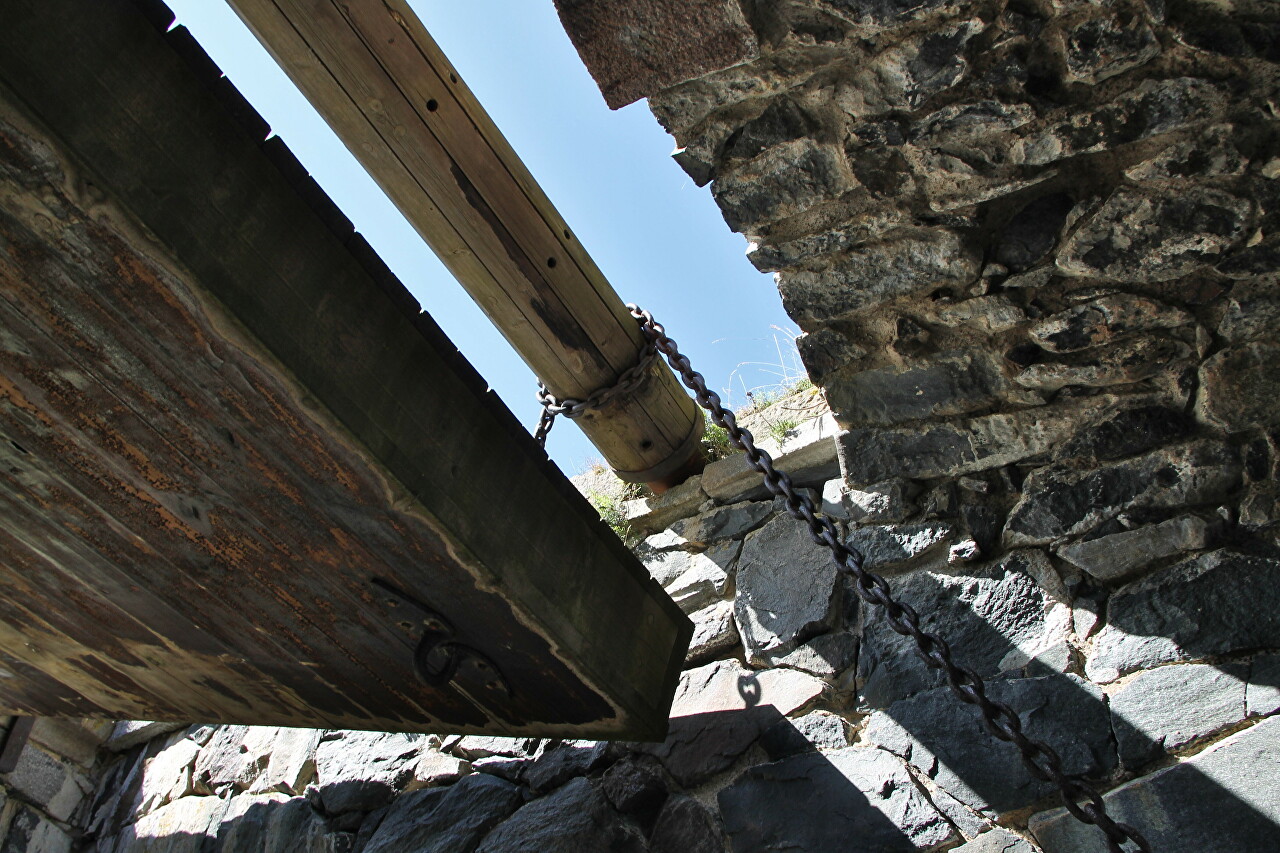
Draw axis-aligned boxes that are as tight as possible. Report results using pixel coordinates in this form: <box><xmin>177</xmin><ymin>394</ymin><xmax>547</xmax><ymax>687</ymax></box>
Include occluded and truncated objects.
<box><xmin>570</xmin><ymin>304</ymin><xmax>1153</xmax><ymax>853</ymax></box>
<box><xmin>534</xmin><ymin>337</ymin><xmax>660</xmax><ymax>447</ymax></box>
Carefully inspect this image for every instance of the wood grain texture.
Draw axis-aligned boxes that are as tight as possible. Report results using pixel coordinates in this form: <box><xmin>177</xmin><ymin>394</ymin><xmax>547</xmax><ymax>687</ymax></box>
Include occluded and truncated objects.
<box><xmin>0</xmin><ymin>0</ymin><xmax>689</xmax><ymax>739</ymax></box>
<box><xmin>225</xmin><ymin>0</ymin><xmax>704</xmax><ymax>482</ymax></box>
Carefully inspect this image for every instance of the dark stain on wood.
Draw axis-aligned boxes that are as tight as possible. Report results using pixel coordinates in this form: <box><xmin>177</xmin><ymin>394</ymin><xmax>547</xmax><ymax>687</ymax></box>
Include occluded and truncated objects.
<box><xmin>449</xmin><ymin>160</ymin><xmax>610</xmax><ymax>376</ymax></box>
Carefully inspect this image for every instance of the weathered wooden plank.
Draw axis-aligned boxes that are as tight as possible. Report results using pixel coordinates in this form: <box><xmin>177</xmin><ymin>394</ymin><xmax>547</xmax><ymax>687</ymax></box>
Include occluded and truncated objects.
<box><xmin>225</xmin><ymin>0</ymin><xmax>704</xmax><ymax>484</ymax></box>
<box><xmin>326</xmin><ymin>2</ymin><xmax>629</xmax><ymax>364</ymax></box>
<box><xmin>0</xmin><ymin>0</ymin><xmax>690</xmax><ymax>738</ymax></box>
<box><xmin>0</xmin><ymin>187</ymin><xmax>473</xmax><ymax>728</ymax></box>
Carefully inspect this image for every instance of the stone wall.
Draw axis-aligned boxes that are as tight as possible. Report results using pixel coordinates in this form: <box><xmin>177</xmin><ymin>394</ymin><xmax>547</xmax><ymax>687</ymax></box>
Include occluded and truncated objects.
<box><xmin>640</xmin><ymin>0</ymin><xmax>1280</xmax><ymax>848</ymax></box>
<box><xmin>32</xmin><ymin>0</ymin><xmax>1280</xmax><ymax>851</ymax></box>
<box><xmin>60</xmin><ymin>393</ymin><xmax>1279</xmax><ymax>852</ymax></box>
<box><xmin>0</xmin><ymin>717</ymin><xmax>111</xmax><ymax>852</ymax></box>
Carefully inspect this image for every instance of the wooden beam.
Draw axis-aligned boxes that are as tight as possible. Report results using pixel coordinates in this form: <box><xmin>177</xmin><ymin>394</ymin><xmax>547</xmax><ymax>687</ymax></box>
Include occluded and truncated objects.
<box><xmin>0</xmin><ymin>0</ymin><xmax>690</xmax><ymax>738</ymax></box>
<box><xmin>225</xmin><ymin>0</ymin><xmax>704</xmax><ymax>487</ymax></box>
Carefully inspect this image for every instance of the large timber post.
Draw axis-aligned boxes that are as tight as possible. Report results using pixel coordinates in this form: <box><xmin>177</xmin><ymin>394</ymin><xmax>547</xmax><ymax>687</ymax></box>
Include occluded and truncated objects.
<box><xmin>225</xmin><ymin>0</ymin><xmax>705</xmax><ymax>489</ymax></box>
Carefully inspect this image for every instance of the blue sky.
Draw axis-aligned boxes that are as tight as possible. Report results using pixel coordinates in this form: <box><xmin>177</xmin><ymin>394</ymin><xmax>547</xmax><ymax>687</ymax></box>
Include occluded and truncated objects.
<box><xmin>166</xmin><ymin>0</ymin><xmax>798</xmax><ymax>473</ymax></box>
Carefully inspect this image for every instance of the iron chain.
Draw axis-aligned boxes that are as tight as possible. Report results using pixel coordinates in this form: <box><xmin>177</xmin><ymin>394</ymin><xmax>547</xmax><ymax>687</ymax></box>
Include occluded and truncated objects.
<box><xmin>619</xmin><ymin>304</ymin><xmax>1153</xmax><ymax>853</ymax></box>
<box><xmin>534</xmin><ymin>337</ymin><xmax>661</xmax><ymax>447</ymax></box>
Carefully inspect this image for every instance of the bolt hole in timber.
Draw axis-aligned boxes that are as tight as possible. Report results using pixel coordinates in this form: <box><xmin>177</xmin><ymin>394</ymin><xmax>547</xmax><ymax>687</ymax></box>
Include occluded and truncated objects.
<box><xmin>426</xmin><ymin>98</ymin><xmax>439</xmax><ymax>111</ymax></box>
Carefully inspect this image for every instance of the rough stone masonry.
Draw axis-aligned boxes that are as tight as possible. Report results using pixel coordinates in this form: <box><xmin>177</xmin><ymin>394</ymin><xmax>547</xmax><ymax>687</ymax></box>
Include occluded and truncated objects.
<box><xmin>4</xmin><ymin>0</ymin><xmax>1280</xmax><ymax>850</ymax></box>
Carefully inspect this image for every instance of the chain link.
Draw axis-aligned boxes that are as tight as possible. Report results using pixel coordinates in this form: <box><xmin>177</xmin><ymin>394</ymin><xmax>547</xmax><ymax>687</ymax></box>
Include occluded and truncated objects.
<box><xmin>619</xmin><ymin>304</ymin><xmax>1153</xmax><ymax>853</ymax></box>
<box><xmin>534</xmin><ymin>338</ymin><xmax>660</xmax><ymax>447</ymax></box>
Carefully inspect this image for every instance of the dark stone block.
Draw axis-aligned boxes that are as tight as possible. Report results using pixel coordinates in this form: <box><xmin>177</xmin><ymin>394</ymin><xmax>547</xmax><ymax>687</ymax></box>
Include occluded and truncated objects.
<box><xmin>471</xmin><ymin>757</ymin><xmax>527</xmax><ymax>785</ymax></box>
<box><xmin>327</xmin><ymin>809</ymin><xmax>364</xmax><ymax>833</ymax></box>
<box><xmin>1092</xmin><ymin>78</ymin><xmax>1226</xmax><ymax>151</ymax></box>
<box><xmin>523</xmin><ymin>741</ymin><xmax>617</xmax><ymax>794</ymax></box>
<box><xmin>797</xmin><ymin>328</ymin><xmax>866</xmax><ymax>385</ymax></box>
<box><xmin>1169</xmin><ymin>1</ymin><xmax>1280</xmax><ymax>62</ymax></box>
<box><xmin>825</xmin><ymin>354</ymin><xmax>1005</xmax><ymax>427</ymax></box>
<box><xmin>713</xmin><ymin>140</ymin><xmax>848</xmax><ymax>232</ymax></box>
<box><xmin>1057</xmin><ymin>405</ymin><xmax>1193</xmax><ymax>464</ymax></box>
<box><xmin>1</xmin><ymin>805</ymin><xmax>72</xmax><ymax>853</ymax></box>
<box><xmin>1218</xmin><ymin>279</ymin><xmax>1280</xmax><ymax>343</ymax></box>
<box><xmin>846</xmin><ymin>521</ymin><xmax>954</xmax><ymax>572</ymax></box>
<box><xmin>1198</xmin><ymin>342</ymin><xmax>1280</xmax><ymax>430</ymax></box>
<box><xmin>1016</xmin><ymin>335</ymin><xmax>1194</xmax><ymax>394</ymax></box>
<box><xmin>1110</xmin><ymin>663</ymin><xmax>1248</xmax><ymax>770</ymax></box>
<box><xmin>1031</xmin><ymin>717</ymin><xmax>1280</xmax><ymax>852</ymax></box>
<box><xmin>724</xmin><ymin>98</ymin><xmax>817</xmax><ymax>163</ymax></box>
<box><xmin>600</xmin><ymin>757</ymin><xmax>667</xmax><ymax>817</ymax></box>
<box><xmin>364</xmin><ymin>774</ymin><xmax>523</xmax><ymax>853</ymax></box>
<box><xmin>1059</xmin><ymin>186</ymin><xmax>1253</xmax><ymax>283</ymax></box>
<box><xmin>760</xmin><ymin>711</ymin><xmax>850</xmax><ymax>760</ymax></box>
<box><xmin>352</xmin><ymin>805</ymin><xmax>388</xmax><ymax>852</ymax></box>
<box><xmin>759</xmin><ymin>719</ymin><xmax>818</xmax><ymax>761</ymax></box>
<box><xmin>318</xmin><ymin>780</ymin><xmax>399</xmax><ymax>817</ymax></box>
<box><xmin>903</xmin><ymin>26</ymin><xmax>978</xmax><ymax>106</ymax></box>
<box><xmin>718</xmin><ymin>747</ymin><xmax>953</xmax><ymax>850</ymax></box>
<box><xmin>1217</xmin><ymin>235</ymin><xmax>1280</xmax><ymax>278</ymax></box>
<box><xmin>893</xmin><ymin>316</ymin><xmax>932</xmax><ymax>357</ymax></box>
<box><xmin>736</xmin><ymin>514</ymin><xmax>842</xmax><ymax>662</ymax></box>
<box><xmin>476</xmin><ymin>778</ymin><xmax>644</xmax><ymax>853</ymax></box>
<box><xmin>817</xmin><ymin>0</ymin><xmax>950</xmax><ymax>28</ymax></box>
<box><xmin>779</xmin><ymin>229</ymin><xmax>980</xmax><ymax>327</ymax></box>
<box><xmin>1029</xmin><ymin>295</ymin><xmax>1191</xmax><ymax>354</ymax></box>
<box><xmin>1006</xmin><ymin>441</ymin><xmax>1240</xmax><ymax>546</ymax></box>
<box><xmin>217</xmin><ymin>795</ymin><xmax>335</xmax><ymax>850</ymax></box>
<box><xmin>867</xmin><ymin>675</ymin><xmax>1116</xmax><ymax>813</ymax></box>
<box><xmin>996</xmin><ymin>193</ymin><xmax>1074</xmax><ymax>272</ymax></box>
<box><xmin>849</xmin><ymin>147</ymin><xmax>914</xmax><ymax>199</ymax></box>
<box><xmin>759</xmin><ymin>631</ymin><xmax>859</xmax><ymax>677</ymax></box>
<box><xmin>672</xmin><ymin>146</ymin><xmax>715</xmax><ymax>187</ymax></box>
<box><xmin>633</xmin><ymin>708</ymin><xmax>780</xmax><ymax>787</ymax></box>
<box><xmin>1088</xmin><ymin>550</ymin><xmax>1280</xmax><ymax>681</ymax></box>
<box><xmin>858</xmin><ymin>551</ymin><xmax>1064</xmax><ymax>709</ymax></box>
<box><xmin>1056</xmin><ymin>514</ymin><xmax>1214</xmax><ymax>583</ymax></box>
<box><xmin>838</xmin><ymin>398</ymin><xmax>1115</xmax><ymax>485</ymax></box>
<box><xmin>1064</xmin><ymin>10</ymin><xmax>1160</xmax><ymax>84</ymax></box>
<box><xmin>649</xmin><ymin>796</ymin><xmax>726</xmax><ymax>853</ymax></box>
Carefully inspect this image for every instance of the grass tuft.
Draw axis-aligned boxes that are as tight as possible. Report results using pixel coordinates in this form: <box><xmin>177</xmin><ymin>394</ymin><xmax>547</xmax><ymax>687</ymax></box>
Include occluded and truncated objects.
<box><xmin>701</xmin><ymin>415</ymin><xmax>736</xmax><ymax>461</ymax></box>
<box><xmin>763</xmin><ymin>416</ymin><xmax>802</xmax><ymax>445</ymax></box>
<box><xmin>585</xmin><ymin>489</ymin><xmax>640</xmax><ymax>547</ymax></box>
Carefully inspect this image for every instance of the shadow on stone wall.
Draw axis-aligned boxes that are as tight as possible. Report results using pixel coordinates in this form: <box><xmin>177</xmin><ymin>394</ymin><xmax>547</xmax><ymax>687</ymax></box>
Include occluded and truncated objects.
<box><xmin>89</xmin><ymin>710</ymin><xmax>931</xmax><ymax>853</ymax></box>
<box><xmin>861</xmin><ymin>568</ymin><xmax>1280</xmax><ymax>851</ymax></box>
<box><xmin>641</xmin><ymin>707</ymin><xmax>940</xmax><ymax>850</ymax></box>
